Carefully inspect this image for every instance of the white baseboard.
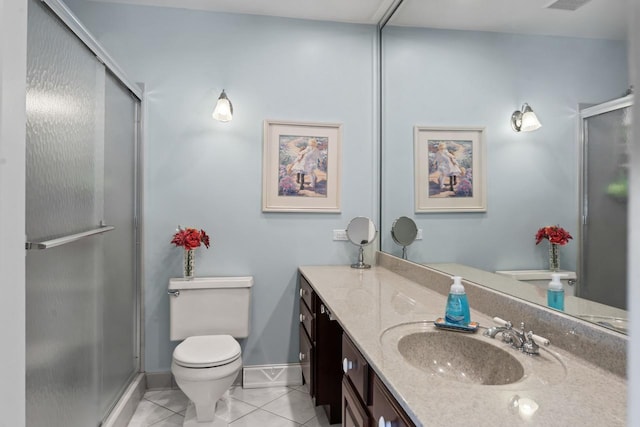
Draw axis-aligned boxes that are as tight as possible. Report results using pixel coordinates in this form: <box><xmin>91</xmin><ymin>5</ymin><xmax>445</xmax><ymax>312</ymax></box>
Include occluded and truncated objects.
<box><xmin>242</xmin><ymin>363</ymin><xmax>303</xmax><ymax>389</ymax></box>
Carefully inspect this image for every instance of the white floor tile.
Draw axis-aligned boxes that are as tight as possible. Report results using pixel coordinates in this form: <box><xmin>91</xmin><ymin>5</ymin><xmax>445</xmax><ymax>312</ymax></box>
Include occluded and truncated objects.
<box><xmin>229</xmin><ymin>385</ymin><xmax>292</xmax><ymax>407</ymax></box>
<box><xmin>293</xmin><ymin>384</ymin><xmax>310</xmax><ymax>394</ymax></box>
<box><xmin>213</xmin><ymin>393</ymin><xmax>258</xmax><ymax>422</ymax></box>
<box><xmin>150</xmin><ymin>413</ymin><xmax>185</xmax><ymax>426</ymax></box>
<box><xmin>304</xmin><ymin>405</ymin><xmax>341</xmax><ymax>427</ymax></box>
<box><xmin>128</xmin><ymin>386</ymin><xmax>320</xmax><ymax>427</ymax></box>
<box><xmin>145</xmin><ymin>389</ymin><xmax>190</xmax><ymax>413</ymax></box>
<box><xmin>228</xmin><ymin>408</ymin><xmax>302</xmax><ymax>427</ymax></box>
<box><xmin>127</xmin><ymin>400</ymin><xmax>176</xmax><ymax>427</ymax></box>
<box><xmin>261</xmin><ymin>389</ymin><xmax>316</xmax><ymax>424</ymax></box>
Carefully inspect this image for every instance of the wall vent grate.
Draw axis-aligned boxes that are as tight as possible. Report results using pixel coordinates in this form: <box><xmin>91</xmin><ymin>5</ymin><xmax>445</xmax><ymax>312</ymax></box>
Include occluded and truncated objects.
<box><xmin>545</xmin><ymin>0</ymin><xmax>592</xmax><ymax>11</ymax></box>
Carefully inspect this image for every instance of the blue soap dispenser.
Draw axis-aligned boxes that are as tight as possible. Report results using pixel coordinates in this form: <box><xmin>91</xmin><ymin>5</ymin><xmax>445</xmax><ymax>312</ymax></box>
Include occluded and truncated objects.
<box><xmin>444</xmin><ymin>276</ymin><xmax>470</xmax><ymax>326</ymax></box>
<box><xmin>547</xmin><ymin>273</ymin><xmax>565</xmax><ymax>311</ymax></box>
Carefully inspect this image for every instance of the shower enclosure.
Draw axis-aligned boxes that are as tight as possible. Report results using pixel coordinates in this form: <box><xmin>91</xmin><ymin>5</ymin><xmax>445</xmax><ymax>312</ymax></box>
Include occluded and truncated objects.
<box><xmin>578</xmin><ymin>94</ymin><xmax>631</xmax><ymax>311</ymax></box>
<box><xmin>25</xmin><ymin>0</ymin><xmax>142</xmax><ymax>425</ymax></box>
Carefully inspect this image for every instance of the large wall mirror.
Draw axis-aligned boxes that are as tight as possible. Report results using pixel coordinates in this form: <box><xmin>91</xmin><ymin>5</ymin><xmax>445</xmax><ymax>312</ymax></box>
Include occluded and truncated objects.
<box><xmin>380</xmin><ymin>0</ymin><xmax>630</xmax><ymax>333</ymax></box>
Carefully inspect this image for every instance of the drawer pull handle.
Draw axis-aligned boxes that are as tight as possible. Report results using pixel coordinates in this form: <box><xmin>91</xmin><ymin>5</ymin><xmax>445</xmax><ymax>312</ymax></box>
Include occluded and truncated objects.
<box><xmin>299</xmin><ymin>352</ymin><xmax>306</xmax><ymax>361</ymax></box>
<box><xmin>299</xmin><ymin>313</ymin><xmax>305</xmax><ymax>322</ymax></box>
<box><xmin>378</xmin><ymin>416</ymin><xmax>392</xmax><ymax>427</ymax></box>
<box><xmin>300</xmin><ymin>289</ymin><xmax>305</xmax><ymax>297</ymax></box>
<box><xmin>342</xmin><ymin>357</ymin><xmax>354</xmax><ymax>373</ymax></box>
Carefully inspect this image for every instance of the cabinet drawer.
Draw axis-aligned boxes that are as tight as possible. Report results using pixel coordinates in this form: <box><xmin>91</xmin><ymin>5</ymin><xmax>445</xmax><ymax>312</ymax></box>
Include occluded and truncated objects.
<box><xmin>299</xmin><ymin>275</ymin><xmax>314</xmax><ymax>311</ymax></box>
<box><xmin>299</xmin><ymin>298</ymin><xmax>314</xmax><ymax>342</ymax></box>
<box><xmin>342</xmin><ymin>334</ymin><xmax>369</xmax><ymax>404</ymax></box>
<box><xmin>342</xmin><ymin>376</ymin><xmax>369</xmax><ymax>427</ymax></box>
<box><xmin>371</xmin><ymin>375</ymin><xmax>415</xmax><ymax>427</ymax></box>
<box><xmin>299</xmin><ymin>326</ymin><xmax>313</xmax><ymax>391</ymax></box>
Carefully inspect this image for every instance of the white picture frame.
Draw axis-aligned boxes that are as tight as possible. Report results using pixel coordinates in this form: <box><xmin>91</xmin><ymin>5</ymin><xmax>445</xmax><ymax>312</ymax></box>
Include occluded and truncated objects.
<box><xmin>414</xmin><ymin>126</ymin><xmax>487</xmax><ymax>213</ymax></box>
<box><xmin>262</xmin><ymin>120</ymin><xmax>342</xmax><ymax>213</ymax></box>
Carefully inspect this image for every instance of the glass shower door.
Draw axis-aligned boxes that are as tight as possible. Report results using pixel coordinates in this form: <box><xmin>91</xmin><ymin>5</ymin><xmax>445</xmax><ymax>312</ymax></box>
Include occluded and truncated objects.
<box><xmin>100</xmin><ymin>72</ymin><xmax>140</xmax><ymax>418</ymax></box>
<box><xmin>26</xmin><ymin>0</ymin><xmax>104</xmax><ymax>425</ymax></box>
<box><xmin>580</xmin><ymin>100</ymin><xmax>630</xmax><ymax>310</ymax></box>
<box><xmin>26</xmin><ymin>0</ymin><xmax>141</xmax><ymax>425</ymax></box>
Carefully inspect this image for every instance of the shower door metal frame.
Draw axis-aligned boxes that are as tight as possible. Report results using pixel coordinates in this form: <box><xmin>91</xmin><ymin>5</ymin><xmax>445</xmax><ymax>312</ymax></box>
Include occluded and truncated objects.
<box><xmin>577</xmin><ymin>93</ymin><xmax>632</xmax><ymax>299</ymax></box>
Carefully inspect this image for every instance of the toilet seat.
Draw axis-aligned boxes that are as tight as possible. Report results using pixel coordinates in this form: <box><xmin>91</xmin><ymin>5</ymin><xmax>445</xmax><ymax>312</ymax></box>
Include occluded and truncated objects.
<box><xmin>173</xmin><ymin>335</ymin><xmax>241</xmax><ymax>368</ymax></box>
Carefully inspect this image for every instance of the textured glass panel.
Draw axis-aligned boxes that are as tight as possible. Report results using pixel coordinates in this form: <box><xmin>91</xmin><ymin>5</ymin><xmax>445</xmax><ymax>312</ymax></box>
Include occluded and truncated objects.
<box><xmin>26</xmin><ymin>0</ymin><xmax>103</xmax><ymax>426</ymax></box>
<box><xmin>581</xmin><ymin>107</ymin><xmax>629</xmax><ymax>310</ymax></box>
<box><xmin>26</xmin><ymin>0</ymin><xmax>103</xmax><ymax>241</ymax></box>
<box><xmin>99</xmin><ymin>72</ymin><xmax>139</xmax><ymax>418</ymax></box>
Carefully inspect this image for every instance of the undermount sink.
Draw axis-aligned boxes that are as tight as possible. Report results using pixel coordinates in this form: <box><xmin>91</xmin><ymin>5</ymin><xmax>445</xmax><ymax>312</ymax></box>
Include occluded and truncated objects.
<box><xmin>397</xmin><ymin>331</ymin><xmax>524</xmax><ymax>385</ymax></box>
<box><xmin>380</xmin><ymin>321</ymin><xmax>567</xmax><ymax>387</ymax></box>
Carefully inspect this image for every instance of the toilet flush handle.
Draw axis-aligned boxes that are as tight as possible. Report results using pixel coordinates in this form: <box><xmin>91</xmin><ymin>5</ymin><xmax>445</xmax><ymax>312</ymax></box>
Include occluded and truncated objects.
<box><xmin>168</xmin><ymin>290</ymin><xmax>180</xmax><ymax>297</ymax></box>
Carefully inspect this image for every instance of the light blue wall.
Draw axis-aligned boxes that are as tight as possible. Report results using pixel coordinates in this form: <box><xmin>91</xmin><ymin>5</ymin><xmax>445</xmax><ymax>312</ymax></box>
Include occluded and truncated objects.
<box><xmin>381</xmin><ymin>26</ymin><xmax>628</xmax><ymax>273</ymax></box>
<box><xmin>65</xmin><ymin>0</ymin><xmax>377</xmax><ymax>372</ymax></box>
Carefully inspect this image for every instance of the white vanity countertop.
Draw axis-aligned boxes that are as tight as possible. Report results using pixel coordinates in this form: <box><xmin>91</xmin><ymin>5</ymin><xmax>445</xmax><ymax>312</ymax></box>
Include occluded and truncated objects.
<box><xmin>299</xmin><ymin>265</ymin><xmax>626</xmax><ymax>427</ymax></box>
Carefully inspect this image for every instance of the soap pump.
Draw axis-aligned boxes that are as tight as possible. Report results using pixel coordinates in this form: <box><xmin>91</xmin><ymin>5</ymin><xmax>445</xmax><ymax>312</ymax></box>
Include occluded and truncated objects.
<box><xmin>444</xmin><ymin>276</ymin><xmax>470</xmax><ymax>326</ymax></box>
<box><xmin>547</xmin><ymin>273</ymin><xmax>566</xmax><ymax>311</ymax></box>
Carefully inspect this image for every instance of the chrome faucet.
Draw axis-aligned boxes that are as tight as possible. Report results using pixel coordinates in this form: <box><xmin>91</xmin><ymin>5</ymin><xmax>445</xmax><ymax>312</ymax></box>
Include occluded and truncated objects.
<box><xmin>484</xmin><ymin>318</ymin><xmax>549</xmax><ymax>355</ymax></box>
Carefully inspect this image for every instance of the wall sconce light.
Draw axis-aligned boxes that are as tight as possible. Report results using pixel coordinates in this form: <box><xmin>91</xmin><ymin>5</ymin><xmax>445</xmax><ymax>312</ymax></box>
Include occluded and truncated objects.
<box><xmin>511</xmin><ymin>103</ymin><xmax>542</xmax><ymax>132</ymax></box>
<box><xmin>212</xmin><ymin>89</ymin><xmax>233</xmax><ymax>122</ymax></box>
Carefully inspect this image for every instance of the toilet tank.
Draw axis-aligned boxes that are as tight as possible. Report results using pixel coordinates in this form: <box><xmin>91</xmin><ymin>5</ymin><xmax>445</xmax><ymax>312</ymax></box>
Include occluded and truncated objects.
<box><xmin>495</xmin><ymin>270</ymin><xmax>577</xmax><ymax>296</ymax></box>
<box><xmin>169</xmin><ymin>276</ymin><xmax>253</xmax><ymax>341</ymax></box>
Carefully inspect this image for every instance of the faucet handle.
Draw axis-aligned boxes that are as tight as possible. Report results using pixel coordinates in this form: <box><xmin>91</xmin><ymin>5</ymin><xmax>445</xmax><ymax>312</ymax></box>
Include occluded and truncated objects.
<box><xmin>522</xmin><ymin>332</ymin><xmax>540</xmax><ymax>355</ymax></box>
<box><xmin>493</xmin><ymin>316</ymin><xmax>512</xmax><ymax>328</ymax></box>
<box><xmin>530</xmin><ymin>332</ymin><xmax>550</xmax><ymax>347</ymax></box>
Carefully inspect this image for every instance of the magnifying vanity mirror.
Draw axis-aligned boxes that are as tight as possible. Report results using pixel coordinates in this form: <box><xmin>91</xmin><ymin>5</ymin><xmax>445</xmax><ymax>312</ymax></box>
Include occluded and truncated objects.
<box><xmin>379</xmin><ymin>0</ymin><xmax>630</xmax><ymax>334</ymax></box>
<box><xmin>391</xmin><ymin>216</ymin><xmax>418</xmax><ymax>260</ymax></box>
<box><xmin>346</xmin><ymin>217</ymin><xmax>377</xmax><ymax>269</ymax></box>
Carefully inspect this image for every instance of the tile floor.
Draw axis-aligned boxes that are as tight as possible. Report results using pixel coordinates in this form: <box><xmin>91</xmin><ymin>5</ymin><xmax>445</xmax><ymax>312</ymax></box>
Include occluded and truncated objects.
<box><xmin>127</xmin><ymin>385</ymin><xmax>341</xmax><ymax>427</ymax></box>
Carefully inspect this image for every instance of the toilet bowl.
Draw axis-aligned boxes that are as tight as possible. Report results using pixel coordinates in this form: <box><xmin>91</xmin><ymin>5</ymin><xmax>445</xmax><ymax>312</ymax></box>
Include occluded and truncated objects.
<box><xmin>168</xmin><ymin>276</ymin><xmax>253</xmax><ymax>426</ymax></box>
<box><xmin>171</xmin><ymin>335</ymin><xmax>242</xmax><ymax>422</ymax></box>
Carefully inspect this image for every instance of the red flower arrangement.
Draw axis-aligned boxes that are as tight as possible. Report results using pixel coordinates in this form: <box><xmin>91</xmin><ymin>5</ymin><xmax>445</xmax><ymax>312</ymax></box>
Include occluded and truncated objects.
<box><xmin>535</xmin><ymin>225</ymin><xmax>572</xmax><ymax>246</ymax></box>
<box><xmin>171</xmin><ymin>226</ymin><xmax>210</xmax><ymax>250</ymax></box>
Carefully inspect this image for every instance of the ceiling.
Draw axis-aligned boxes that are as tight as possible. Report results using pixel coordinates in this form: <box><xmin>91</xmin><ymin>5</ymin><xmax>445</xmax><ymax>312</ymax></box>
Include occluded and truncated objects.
<box><xmin>85</xmin><ymin>0</ymin><xmax>397</xmax><ymax>25</ymax></box>
<box><xmin>388</xmin><ymin>0</ymin><xmax>628</xmax><ymax>40</ymax></box>
<box><xmin>87</xmin><ymin>0</ymin><xmax>628</xmax><ymax>40</ymax></box>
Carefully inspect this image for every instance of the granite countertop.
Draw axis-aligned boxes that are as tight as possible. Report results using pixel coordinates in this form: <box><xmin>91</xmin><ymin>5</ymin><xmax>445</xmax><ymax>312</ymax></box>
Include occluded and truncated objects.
<box><xmin>299</xmin><ymin>265</ymin><xmax>626</xmax><ymax>427</ymax></box>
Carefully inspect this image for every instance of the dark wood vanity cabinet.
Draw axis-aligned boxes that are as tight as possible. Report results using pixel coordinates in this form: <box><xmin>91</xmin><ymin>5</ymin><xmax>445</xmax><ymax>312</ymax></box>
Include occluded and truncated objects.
<box><xmin>298</xmin><ymin>274</ymin><xmax>343</xmax><ymax>424</ymax></box>
<box><xmin>342</xmin><ymin>334</ymin><xmax>416</xmax><ymax>427</ymax></box>
<box><xmin>300</xmin><ymin>272</ymin><xmax>415</xmax><ymax>427</ymax></box>
<box><xmin>341</xmin><ymin>334</ymin><xmax>371</xmax><ymax>427</ymax></box>
<box><xmin>342</xmin><ymin>376</ymin><xmax>369</xmax><ymax>427</ymax></box>
<box><xmin>371</xmin><ymin>375</ymin><xmax>415</xmax><ymax>427</ymax></box>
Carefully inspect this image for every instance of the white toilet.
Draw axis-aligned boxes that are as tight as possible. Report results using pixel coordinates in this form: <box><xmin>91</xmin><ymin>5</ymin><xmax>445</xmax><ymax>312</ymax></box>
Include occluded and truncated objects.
<box><xmin>169</xmin><ymin>276</ymin><xmax>253</xmax><ymax>425</ymax></box>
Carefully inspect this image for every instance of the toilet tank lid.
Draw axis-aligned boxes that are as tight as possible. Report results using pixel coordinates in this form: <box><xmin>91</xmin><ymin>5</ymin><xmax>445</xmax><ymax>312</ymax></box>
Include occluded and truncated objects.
<box><xmin>169</xmin><ymin>276</ymin><xmax>254</xmax><ymax>291</ymax></box>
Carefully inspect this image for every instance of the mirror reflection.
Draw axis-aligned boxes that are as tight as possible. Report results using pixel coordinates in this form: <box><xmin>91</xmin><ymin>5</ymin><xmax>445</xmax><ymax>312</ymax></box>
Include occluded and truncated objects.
<box><xmin>391</xmin><ymin>216</ymin><xmax>418</xmax><ymax>259</ymax></box>
<box><xmin>380</xmin><ymin>0</ymin><xmax>630</xmax><ymax>333</ymax></box>
<box><xmin>347</xmin><ymin>216</ymin><xmax>377</xmax><ymax>269</ymax></box>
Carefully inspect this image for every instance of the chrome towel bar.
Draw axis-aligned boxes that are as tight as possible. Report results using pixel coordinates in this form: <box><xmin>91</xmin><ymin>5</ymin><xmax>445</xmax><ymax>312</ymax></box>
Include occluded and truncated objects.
<box><xmin>26</xmin><ymin>225</ymin><xmax>115</xmax><ymax>250</ymax></box>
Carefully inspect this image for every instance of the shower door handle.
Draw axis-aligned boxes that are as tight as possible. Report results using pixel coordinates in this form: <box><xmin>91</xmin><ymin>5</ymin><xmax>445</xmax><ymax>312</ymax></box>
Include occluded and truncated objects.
<box><xmin>26</xmin><ymin>225</ymin><xmax>115</xmax><ymax>250</ymax></box>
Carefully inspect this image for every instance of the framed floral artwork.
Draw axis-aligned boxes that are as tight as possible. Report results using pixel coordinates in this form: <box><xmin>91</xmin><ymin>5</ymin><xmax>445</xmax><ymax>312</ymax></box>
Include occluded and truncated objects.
<box><xmin>262</xmin><ymin>120</ymin><xmax>342</xmax><ymax>212</ymax></box>
<box><xmin>414</xmin><ymin>126</ymin><xmax>486</xmax><ymax>213</ymax></box>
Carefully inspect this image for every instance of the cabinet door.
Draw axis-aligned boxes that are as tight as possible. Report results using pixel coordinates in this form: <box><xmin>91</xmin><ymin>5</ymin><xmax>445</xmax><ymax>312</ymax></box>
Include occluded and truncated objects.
<box><xmin>299</xmin><ymin>326</ymin><xmax>313</xmax><ymax>393</ymax></box>
<box><xmin>371</xmin><ymin>375</ymin><xmax>415</xmax><ymax>427</ymax></box>
<box><xmin>300</xmin><ymin>297</ymin><xmax>314</xmax><ymax>342</ymax></box>
<box><xmin>314</xmin><ymin>298</ymin><xmax>343</xmax><ymax>424</ymax></box>
<box><xmin>342</xmin><ymin>377</ymin><xmax>369</xmax><ymax>427</ymax></box>
<box><xmin>299</xmin><ymin>275</ymin><xmax>315</xmax><ymax>311</ymax></box>
<box><xmin>342</xmin><ymin>334</ymin><xmax>370</xmax><ymax>404</ymax></box>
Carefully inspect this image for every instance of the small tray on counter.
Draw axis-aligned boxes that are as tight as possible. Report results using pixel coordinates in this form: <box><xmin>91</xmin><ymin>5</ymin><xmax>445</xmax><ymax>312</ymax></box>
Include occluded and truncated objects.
<box><xmin>434</xmin><ymin>317</ymin><xmax>479</xmax><ymax>333</ymax></box>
